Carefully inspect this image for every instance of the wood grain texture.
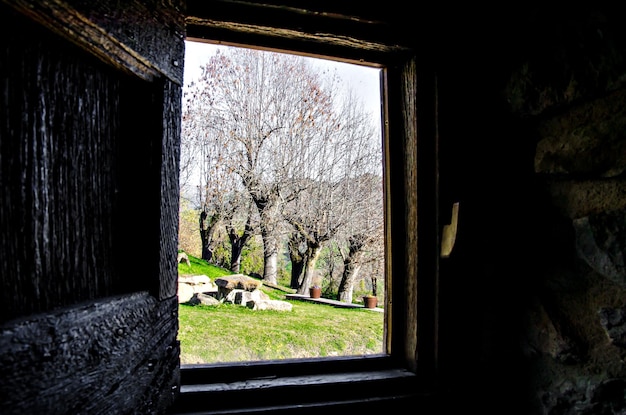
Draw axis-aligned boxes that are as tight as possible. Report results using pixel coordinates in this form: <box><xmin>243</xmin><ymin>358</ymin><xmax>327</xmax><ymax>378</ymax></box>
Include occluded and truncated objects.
<box><xmin>172</xmin><ymin>363</ymin><xmax>421</xmax><ymax>414</ymax></box>
<box><xmin>158</xmin><ymin>79</ymin><xmax>182</xmax><ymax>300</ymax></box>
<box><xmin>185</xmin><ymin>0</ymin><xmax>412</xmax><ymax>66</ymax></box>
<box><xmin>0</xmin><ymin>4</ymin><xmax>184</xmax><ymax>320</ymax></box>
<box><xmin>0</xmin><ymin>6</ymin><xmax>122</xmax><ymax>321</ymax></box>
<box><xmin>2</xmin><ymin>0</ymin><xmax>185</xmax><ymax>84</ymax></box>
<box><xmin>401</xmin><ymin>57</ymin><xmax>420</xmax><ymax>372</ymax></box>
<box><xmin>0</xmin><ymin>292</ymin><xmax>179</xmax><ymax>415</ymax></box>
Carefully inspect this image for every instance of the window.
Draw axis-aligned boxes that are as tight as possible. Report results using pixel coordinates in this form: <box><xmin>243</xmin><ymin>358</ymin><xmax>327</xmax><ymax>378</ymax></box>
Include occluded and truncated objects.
<box><xmin>173</xmin><ymin>4</ymin><xmax>433</xmax><ymax>412</ymax></box>
<box><xmin>178</xmin><ymin>40</ymin><xmax>387</xmax><ymax>364</ymax></box>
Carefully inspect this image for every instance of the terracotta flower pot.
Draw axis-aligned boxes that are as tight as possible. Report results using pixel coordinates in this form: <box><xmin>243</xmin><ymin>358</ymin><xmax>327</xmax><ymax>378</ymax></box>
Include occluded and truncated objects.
<box><xmin>309</xmin><ymin>286</ymin><xmax>321</xmax><ymax>299</ymax></box>
<box><xmin>363</xmin><ymin>296</ymin><xmax>378</xmax><ymax>308</ymax></box>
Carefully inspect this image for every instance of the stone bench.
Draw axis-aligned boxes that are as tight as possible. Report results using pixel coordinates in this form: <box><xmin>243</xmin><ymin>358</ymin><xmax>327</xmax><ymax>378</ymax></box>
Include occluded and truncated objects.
<box><xmin>214</xmin><ymin>274</ymin><xmax>263</xmax><ymax>301</ymax></box>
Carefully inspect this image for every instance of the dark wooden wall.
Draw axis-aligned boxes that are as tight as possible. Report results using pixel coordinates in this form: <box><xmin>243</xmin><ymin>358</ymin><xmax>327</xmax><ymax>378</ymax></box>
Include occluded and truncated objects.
<box><xmin>0</xmin><ymin>1</ymin><xmax>184</xmax><ymax>413</ymax></box>
<box><xmin>0</xmin><ymin>5</ymin><xmax>129</xmax><ymax>320</ymax></box>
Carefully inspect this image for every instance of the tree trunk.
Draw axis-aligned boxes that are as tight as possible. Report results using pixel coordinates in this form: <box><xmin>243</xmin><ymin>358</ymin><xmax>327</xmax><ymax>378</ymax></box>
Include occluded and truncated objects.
<box><xmin>259</xmin><ymin>212</ymin><xmax>278</xmax><ymax>284</ymax></box>
<box><xmin>337</xmin><ymin>237</ymin><xmax>365</xmax><ymax>303</ymax></box>
<box><xmin>227</xmin><ymin>217</ymin><xmax>253</xmax><ymax>273</ymax></box>
<box><xmin>290</xmin><ymin>257</ymin><xmax>305</xmax><ymax>288</ymax></box>
<box><xmin>229</xmin><ymin>241</ymin><xmax>243</xmax><ymax>273</ymax></box>
<box><xmin>296</xmin><ymin>246</ymin><xmax>321</xmax><ymax>295</ymax></box>
<box><xmin>199</xmin><ymin>211</ymin><xmax>219</xmax><ymax>262</ymax></box>
<box><xmin>338</xmin><ymin>261</ymin><xmax>362</xmax><ymax>303</ymax></box>
<box><xmin>288</xmin><ymin>232</ymin><xmax>306</xmax><ymax>289</ymax></box>
<box><xmin>263</xmin><ymin>250</ymin><xmax>278</xmax><ymax>285</ymax></box>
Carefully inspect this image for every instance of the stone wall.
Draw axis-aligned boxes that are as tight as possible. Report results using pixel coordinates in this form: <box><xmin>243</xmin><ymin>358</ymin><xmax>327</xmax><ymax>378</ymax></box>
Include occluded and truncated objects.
<box><xmin>436</xmin><ymin>5</ymin><xmax>626</xmax><ymax>414</ymax></box>
<box><xmin>505</xmin><ymin>8</ymin><xmax>626</xmax><ymax>413</ymax></box>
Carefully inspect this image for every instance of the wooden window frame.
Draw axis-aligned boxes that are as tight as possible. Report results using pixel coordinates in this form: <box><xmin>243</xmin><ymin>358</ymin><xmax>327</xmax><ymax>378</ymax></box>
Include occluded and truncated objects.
<box><xmin>174</xmin><ymin>4</ymin><xmax>439</xmax><ymax>412</ymax></box>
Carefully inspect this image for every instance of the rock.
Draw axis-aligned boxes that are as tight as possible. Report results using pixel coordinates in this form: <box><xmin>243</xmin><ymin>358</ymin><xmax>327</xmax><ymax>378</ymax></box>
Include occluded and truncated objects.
<box><xmin>177</xmin><ymin>282</ymin><xmax>194</xmax><ymax>303</ymax></box>
<box><xmin>188</xmin><ymin>292</ymin><xmax>220</xmax><ymax>306</ymax></box>
<box><xmin>246</xmin><ymin>300</ymin><xmax>293</xmax><ymax>311</ymax></box>
<box><xmin>177</xmin><ymin>252</ymin><xmax>191</xmax><ymax>266</ymax></box>
<box><xmin>179</xmin><ymin>274</ymin><xmax>216</xmax><ymax>294</ymax></box>
<box><xmin>215</xmin><ymin>274</ymin><xmax>263</xmax><ymax>300</ymax></box>
<box><xmin>214</xmin><ymin>274</ymin><xmax>262</xmax><ymax>291</ymax></box>
<box><xmin>179</xmin><ymin>275</ymin><xmax>210</xmax><ymax>285</ymax></box>
<box><xmin>224</xmin><ymin>289</ymin><xmax>269</xmax><ymax>305</ymax></box>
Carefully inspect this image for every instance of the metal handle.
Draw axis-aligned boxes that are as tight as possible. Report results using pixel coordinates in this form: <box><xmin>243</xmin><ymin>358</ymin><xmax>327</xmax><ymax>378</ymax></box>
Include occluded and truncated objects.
<box><xmin>441</xmin><ymin>202</ymin><xmax>459</xmax><ymax>258</ymax></box>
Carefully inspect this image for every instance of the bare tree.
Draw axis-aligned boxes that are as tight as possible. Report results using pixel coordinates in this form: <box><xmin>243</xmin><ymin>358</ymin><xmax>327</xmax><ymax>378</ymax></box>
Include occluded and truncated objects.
<box><xmin>187</xmin><ymin>47</ymin><xmax>340</xmax><ymax>284</ymax></box>
<box><xmin>181</xmin><ymin>46</ymin><xmax>383</xmax><ymax>292</ymax></box>
<box><xmin>282</xmin><ymin>87</ymin><xmax>382</xmax><ymax>295</ymax></box>
<box><xmin>181</xmin><ymin>67</ymin><xmax>243</xmax><ymax>263</ymax></box>
<box><xmin>331</xmin><ymin>88</ymin><xmax>384</xmax><ymax>303</ymax></box>
<box><xmin>330</xmin><ymin>172</ymin><xmax>382</xmax><ymax>302</ymax></box>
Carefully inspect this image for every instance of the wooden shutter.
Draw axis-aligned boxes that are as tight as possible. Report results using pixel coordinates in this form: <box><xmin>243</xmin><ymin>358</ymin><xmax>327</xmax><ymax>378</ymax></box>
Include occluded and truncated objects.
<box><xmin>0</xmin><ymin>1</ymin><xmax>185</xmax><ymax>413</ymax></box>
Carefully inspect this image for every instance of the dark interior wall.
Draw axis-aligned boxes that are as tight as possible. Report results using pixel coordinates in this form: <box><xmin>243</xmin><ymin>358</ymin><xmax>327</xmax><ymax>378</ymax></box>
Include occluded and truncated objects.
<box><xmin>434</xmin><ymin>5</ymin><xmax>626</xmax><ymax>414</ymax></box>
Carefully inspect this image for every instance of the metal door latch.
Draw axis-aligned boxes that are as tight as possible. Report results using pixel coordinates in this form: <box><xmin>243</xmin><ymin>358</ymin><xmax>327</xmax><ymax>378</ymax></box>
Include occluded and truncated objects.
<box><xmin>441</xmin><ymin>202</ymin><xmax>459</xmax><ymax>258</ymax></box>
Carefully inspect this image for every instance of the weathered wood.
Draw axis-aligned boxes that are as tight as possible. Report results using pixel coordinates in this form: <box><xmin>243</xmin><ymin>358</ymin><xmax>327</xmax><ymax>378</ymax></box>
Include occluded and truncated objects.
<box><xmin>171</xmin><ymin>363</ymin><xmax>422</xmax><ymax>414</ymax></box>
<box><xmin>2</xmin><ymin>0</ymin><xmax>185</xmax><ymax>84</ymax></box>
<box><xmin>181</xmin><ymin>369</ymin><xmax>415</xmax><ymax>393</ymax></box>
<box><xmin>158</xmin><ymin>79</ymin><xmax>182</xmax><ymax>300</ymax></box>
<box><xmin>1</xmin><ymin>2</ymin><xmax>183</xmax><ymax>414</ymax></box>
<box><xmin>399</xmin><ymin>57</ymin><xmax>420</xmax><ymax>372</ymax></box>
<box><xmin>185</xmin><ymin>0</ymin><xmax>412</xmax><ymax>66</ymax></box>
<box><xmin>0</xmin><ymin>292</ymin><xmax>179</xmax><ymax>414</ymax></box>
<box><xmin>1</xmin><ymin>6</ymin><xmax>122</xmax><ymax>321</ymax></box>
<box><xmin>0</xmin><ymin>3</ymin><xmax>183</xmax><ymax>320</ymax></box>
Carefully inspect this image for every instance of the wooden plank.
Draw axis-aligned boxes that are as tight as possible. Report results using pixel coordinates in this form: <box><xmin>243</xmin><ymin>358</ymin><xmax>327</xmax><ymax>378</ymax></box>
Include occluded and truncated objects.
<box><xmin>400</xmin><ymin>57</ymin><xmax>420</xmax><ymax>372</ymax></box>
<box><xmin>158</xmin><ymin>79</ymin><xmax>183</xmax><ymax>300</ymax></box>
<box><xmin>181</xmin><ymin>369</ymin><xmax>416</xmax><ymax>393</ymax></box>
<box><xmin>185</xmin><ymin>0</ymin><xmax>412</xmax><ymax>67</ymax></box>
<box><xmin>0</xmin><ymin>292</ymin><xmax>179</xmax><ymax>415</ymax></box>
<box><xmin>386</xmin><ymin>57</ymin><xmax>427</xmax><ymax>373</ymax></box>
<box><xmin>171</xmin><ymin>367</ymin><xmax>420</xmax><ymax>413</ymax></box>
<box><xmin>2</xmin><ymin>0</ymin><xmax>185</xmax><ymax>84</ymax></box>
<box><xmin>0</xmin><ymin>3</ymin><xmax>184</xmax><ymax>318</ymax></box>
<box><xmin>0</xmin><ymin>5</ymin><xmax>123</xmax><ymax>321</ymax></box>
<box><xmin>185</xmin><ymin>0</ymin><xmax>405</xmax><ymax>50</ymax></box>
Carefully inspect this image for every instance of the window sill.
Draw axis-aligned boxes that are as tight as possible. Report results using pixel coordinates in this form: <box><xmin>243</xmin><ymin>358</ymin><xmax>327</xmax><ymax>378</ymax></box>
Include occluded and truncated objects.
<box><xmin>169</xmin><ymin>355</ymin><xmax>428</xmax><ymax>414</ymax></box>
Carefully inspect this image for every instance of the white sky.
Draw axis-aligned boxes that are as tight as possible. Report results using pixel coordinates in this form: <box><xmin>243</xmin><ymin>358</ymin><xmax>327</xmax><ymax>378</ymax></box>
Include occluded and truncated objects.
<box><xmin>183</xmin><ymin>40</ymin><xmax>382</xmax><ymax>131</ymax></box>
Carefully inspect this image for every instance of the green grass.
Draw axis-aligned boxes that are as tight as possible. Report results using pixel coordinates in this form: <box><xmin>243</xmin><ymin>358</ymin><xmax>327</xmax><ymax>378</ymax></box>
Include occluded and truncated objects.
<box><xmin>178</xmin><ymin>301</ymin><xmax>384</xmax><ymax>364</ymax></box>
<box><xmin>177</xmin><ymin>252</ymin><xmax>385</xmax><ymax>364</ymax></box>
<box><xmin>178</xmin><ymin>253</ymin><xmax>232</xmax><ymax>279</ymax></box>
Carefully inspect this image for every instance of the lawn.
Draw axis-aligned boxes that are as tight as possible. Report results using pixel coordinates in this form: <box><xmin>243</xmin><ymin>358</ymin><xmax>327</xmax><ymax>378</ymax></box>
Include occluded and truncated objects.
<box><xmin>177</xmin><ymin>254</ymin><xmax>384</xmax><ymax>364</ymax></box>
<box><xmin>178</xmin><ymin>300</ymin><xmax>384</xmax><ymax>364</ymax></box>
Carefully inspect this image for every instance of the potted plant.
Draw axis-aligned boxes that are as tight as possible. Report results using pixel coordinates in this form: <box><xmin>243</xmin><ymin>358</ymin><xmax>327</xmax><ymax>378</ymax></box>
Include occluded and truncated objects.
<box><xmin>363</xmin><ymin>294</ymin><xmax>378</xmax><ymax>309</ymax></box>
<box><xmin>363</xmin><ymin>276</ymin><xmax>379</xmax><ymax>308</ymax></box>
<box><xmin>309</xmin><ymin>285</ymin><xmax>321</xmax><ymax>299</ymax></box>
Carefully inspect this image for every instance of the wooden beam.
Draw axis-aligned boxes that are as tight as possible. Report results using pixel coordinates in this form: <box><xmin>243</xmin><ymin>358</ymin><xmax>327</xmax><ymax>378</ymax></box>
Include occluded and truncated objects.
<box><xmin>0</xmin><ymin>292</ymin><xmax>179</xmax><ymax>414</ymax></box>
<box><xmin>185</xmin><ymin>0</ymin><xmax>413</xmax><ymax>67</ymax></box>
<box><xmin>2</xmin><ymin>0</ymin><xmax>185</xmax><ymax>84</ymax></box>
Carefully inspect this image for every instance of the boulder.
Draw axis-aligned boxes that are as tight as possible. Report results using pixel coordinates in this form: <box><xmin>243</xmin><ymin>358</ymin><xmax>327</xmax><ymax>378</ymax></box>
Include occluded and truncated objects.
<box><xmin>224</xmin><ymin>289</ymin><xmax>269</xmax><ymax>305</ymax></box>
<box><xmin>214</xmin><ymin>274</ymin><xmax>262</xmax><ymax>291</ymax></box>
<box><xmin>179</xmin><ymin>274</ymin><xmax>215</xmax><ymax>294</ymax></box>
<box><xmin>215</xmin><ymin>274</ymin><xmax>262</xmax><ymax>300</ymax></box>
<box><xmin>177</xmin><ymin>252</ymin><xmax>191</xmax><ymax>266</ymax></box>
<box><xmin>188</xmin><ymin>292</ymin><xmax>220</xmax><ymax>306</ymax></box>
<box><xmin>179</xmin><ymin>274</ymin><xmax>210</xmax><ymax>285</ymax></box>
<box><xmin>246</xmin><ymin>300</ymin><xmax>293</xmax><ymax>311</ymax></box>
<box><xmin>177</xmin><ymin>282</ymin><xmax>194</xmax><ymax>303</ymax></box>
